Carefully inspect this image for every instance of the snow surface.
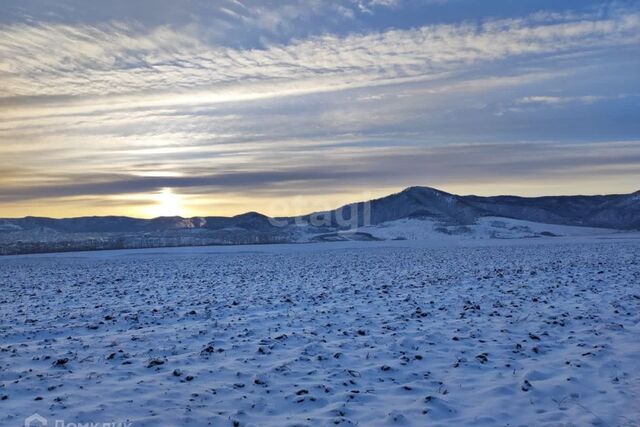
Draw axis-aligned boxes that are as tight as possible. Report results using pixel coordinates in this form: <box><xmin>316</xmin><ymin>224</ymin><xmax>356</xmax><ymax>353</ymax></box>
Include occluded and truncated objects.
<box><xmin>357</xmin><ymin>216</ymin><xmax>620</xmax><ymax>241</ymax></box>
<box><xmin>1</xmin><ymin>237</ymin><xmax>639</xmax><ymax>426</ymax></box>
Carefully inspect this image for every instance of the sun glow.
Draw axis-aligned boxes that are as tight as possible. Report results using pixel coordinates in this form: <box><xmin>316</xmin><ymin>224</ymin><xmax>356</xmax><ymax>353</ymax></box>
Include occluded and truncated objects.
<box><xmin>152</xmin><ymin>188</ymin><xmax>183</xmax><ymax>217</ymax></box>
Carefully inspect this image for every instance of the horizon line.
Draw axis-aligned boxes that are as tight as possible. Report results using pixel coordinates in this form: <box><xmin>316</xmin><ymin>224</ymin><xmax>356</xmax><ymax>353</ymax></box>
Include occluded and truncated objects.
<box><xmin>2</xmin><ymin>185</ymin><xmax>638</xmax><ymax>221</ymax></box>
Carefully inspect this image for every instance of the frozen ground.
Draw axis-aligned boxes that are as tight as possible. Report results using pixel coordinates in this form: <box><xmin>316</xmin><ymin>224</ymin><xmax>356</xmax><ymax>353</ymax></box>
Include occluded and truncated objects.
<box><xmin>1</xmin><ymin>237</ymin><xmax>639</xmax><ymax>426</ymax></box>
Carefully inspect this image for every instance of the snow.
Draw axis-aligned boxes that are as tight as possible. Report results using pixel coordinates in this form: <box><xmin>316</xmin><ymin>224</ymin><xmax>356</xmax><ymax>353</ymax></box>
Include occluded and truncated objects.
<box><xmin>1</xmin><ymin>236</ymin><xmax>639</xmax><ymax>426</ymax></box>
<box><xmin>357</xmin><ymin>216</ymin><xmax>620</xmax><ymax>241</ymax></box>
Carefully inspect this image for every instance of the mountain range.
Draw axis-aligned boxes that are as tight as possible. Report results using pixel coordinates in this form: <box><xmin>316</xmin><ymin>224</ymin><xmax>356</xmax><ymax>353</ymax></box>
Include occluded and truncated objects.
<box><xmin>1</xmin><ymin>186</ymin><xmax>639</xmax><ymax>255</ymax></box>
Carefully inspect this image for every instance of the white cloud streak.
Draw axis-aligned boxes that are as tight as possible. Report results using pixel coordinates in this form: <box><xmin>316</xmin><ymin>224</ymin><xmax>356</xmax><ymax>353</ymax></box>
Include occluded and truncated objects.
<box><xmin>0</xmin><ymin>9</ymin><xmax>638</xmax><ymax>99</ymax></box>
<box><xmin>516</xmin><ymin>94</ymin><xmax>631</xmax><ymax>106</ymax></box>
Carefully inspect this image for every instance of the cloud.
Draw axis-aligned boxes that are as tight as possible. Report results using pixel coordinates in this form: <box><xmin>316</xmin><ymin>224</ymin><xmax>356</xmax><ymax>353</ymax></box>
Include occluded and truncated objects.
<box><xmin>2</xmin><ymin>140</ymin><xmax>639</xmax><ymax>204</ymax></box>
<box><xmin>1</xmin><ymin>3</ymin><xmax>640</xmax><ymax>216</ymax></box>
<box><xmin>353</xmin><ymin>0</ymin><xmax>401</xmax><ymax>13</ymax></box>
<box><xmin>1</xmin><ymin>7</ymin><xmax>638</xmax><ymax>100</ymax></box>
<box><xmin>0</xmin><ymin>169</ymin><xmax>372</xmax><ymax>202</ymax></box>
<box><xmin>517</xmin><ymin>95</ymin><xmax>608</xmax><ymax>105</ymax></box>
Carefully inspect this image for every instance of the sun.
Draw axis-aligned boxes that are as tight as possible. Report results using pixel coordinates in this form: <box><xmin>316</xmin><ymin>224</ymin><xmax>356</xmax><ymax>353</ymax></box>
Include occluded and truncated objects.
<box><xmin>152</xmin><ymin>188</ymin><xmax>183</xmax><ymax>217</ymax></box>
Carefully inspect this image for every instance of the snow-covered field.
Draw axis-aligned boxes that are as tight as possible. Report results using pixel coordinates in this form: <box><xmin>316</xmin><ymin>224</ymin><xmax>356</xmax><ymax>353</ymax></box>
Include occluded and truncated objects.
<box><xmin>357</xmin><ymin>217</ymin><xmax>621</xmax><ymax>241</ymax></box>
<box><xmin>1</xmin><ymin>237</ymin><xmax>639</xmax><ymax>426</ymax></box>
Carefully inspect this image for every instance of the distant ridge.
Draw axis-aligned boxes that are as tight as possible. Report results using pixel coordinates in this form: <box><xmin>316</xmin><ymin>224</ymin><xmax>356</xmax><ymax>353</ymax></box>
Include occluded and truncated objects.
<box><xmin>297</xmin><ymin>186</ymin><xmax>640</xmax><ymax>230</ymax></box>
<box><xmin>1</xmin><ymin>187</ymin><xmax>638</xmax><ymax>254</ymax></box>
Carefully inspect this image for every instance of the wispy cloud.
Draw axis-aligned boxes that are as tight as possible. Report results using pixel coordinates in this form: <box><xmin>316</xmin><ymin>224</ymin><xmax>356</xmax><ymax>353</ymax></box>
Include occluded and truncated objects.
<box><xmin>516</xmin><ymin>95</ymin><xmax>631</xmax><ymax>106</ymax></box>
<box><xmin>1</xmin><ymin>8</ymin><xmax>638</xmax><ymax>99</ymax></box>
<box><xmin>2</xmin><ymin>140</ymin><xmax>639</xmax><ymax>202</ymax></box>
<box><xmin>1</xmin><ymin>2</ymin><xmax>639</xmax><ymax>216</ymax></box>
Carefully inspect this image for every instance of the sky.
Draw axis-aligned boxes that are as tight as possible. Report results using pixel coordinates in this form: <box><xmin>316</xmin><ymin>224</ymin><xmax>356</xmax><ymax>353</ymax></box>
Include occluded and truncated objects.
<box><xmin>1</xmin><ymin>0</ymin><xmax>639</xmax><ymax>218</ymax></box>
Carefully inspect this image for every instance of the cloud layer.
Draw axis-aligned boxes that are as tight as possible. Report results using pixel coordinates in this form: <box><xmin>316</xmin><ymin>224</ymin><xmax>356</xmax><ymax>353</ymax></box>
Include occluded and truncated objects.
<box><xmin>1</xmin><ymin>2</ymin><xmax>639</xmax><ymax>217</ymax></box>
<box><xmin>2</xmin><ymin>7</ymin><xmax>639</xmax><ymax>99</ymax></box>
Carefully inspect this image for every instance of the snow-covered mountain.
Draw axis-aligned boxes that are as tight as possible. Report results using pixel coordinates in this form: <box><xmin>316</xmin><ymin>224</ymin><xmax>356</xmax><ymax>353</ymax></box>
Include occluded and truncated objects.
<box><xmin>1</xmin><ymin>186</ymin><xmax>638</xmax><ymax>254</ymax></box>
<box><xmin>302</xmin><ymin>186</ymin><xmax>640</xmax><ymax>230</ymax></box>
